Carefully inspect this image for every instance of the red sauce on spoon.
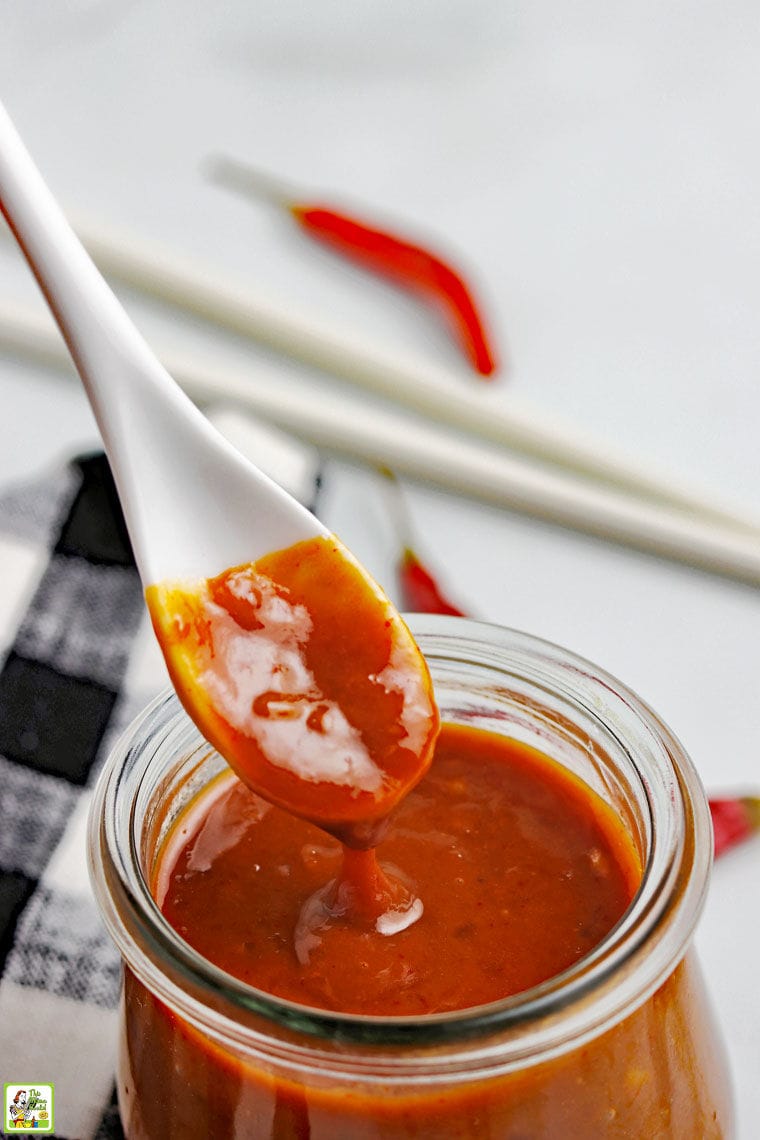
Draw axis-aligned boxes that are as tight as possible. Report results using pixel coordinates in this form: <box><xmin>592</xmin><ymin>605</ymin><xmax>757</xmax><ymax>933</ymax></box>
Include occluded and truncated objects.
<box><xmin>146</xmin><ymin>534</ymin><xmax>440</xmax><ymax>850</ymax></box>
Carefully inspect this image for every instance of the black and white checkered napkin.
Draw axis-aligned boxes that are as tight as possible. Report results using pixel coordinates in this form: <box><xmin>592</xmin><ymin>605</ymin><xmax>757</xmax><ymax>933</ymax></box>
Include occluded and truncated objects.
<box><xmin>0</xmin><ymin>434</ymin><xmax>321</xmax><ymax>1138</ymax></box>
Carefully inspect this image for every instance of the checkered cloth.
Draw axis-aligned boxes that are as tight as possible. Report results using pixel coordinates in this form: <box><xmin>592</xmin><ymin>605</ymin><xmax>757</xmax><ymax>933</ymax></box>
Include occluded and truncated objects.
<box><xmin>0</xmin><ymin>443</ymin><xmax>321</xmax><ymax>1139</ymax></box>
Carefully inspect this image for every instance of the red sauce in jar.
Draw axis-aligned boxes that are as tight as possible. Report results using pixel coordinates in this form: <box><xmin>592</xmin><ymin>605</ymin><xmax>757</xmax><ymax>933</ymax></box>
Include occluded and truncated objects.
<box><xmin>156</xmin><ymin>723</ymin><xmax>639</xmax><ymax>1014</ymax></box>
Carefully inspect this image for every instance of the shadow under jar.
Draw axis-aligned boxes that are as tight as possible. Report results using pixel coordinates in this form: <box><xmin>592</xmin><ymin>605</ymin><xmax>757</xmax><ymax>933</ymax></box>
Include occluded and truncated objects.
<box><xmin>88</xmin><ymin>616</ymin><xmax>733</xmax><ymax>1139</ymax></box>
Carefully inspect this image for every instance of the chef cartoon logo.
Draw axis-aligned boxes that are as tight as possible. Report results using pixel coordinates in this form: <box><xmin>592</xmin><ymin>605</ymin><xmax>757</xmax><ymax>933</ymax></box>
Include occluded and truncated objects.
<box><xmin>3</xmin><ymin>1085</ymin><xmax>54</xmax><ymax>1133</ymax></box>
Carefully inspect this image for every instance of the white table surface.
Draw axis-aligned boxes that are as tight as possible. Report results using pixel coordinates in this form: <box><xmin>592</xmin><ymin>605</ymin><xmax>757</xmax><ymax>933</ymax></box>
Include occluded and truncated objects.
<box><xmin>1</xmin><ymin>4</ymin><xmax>757</xmax><ymax>1135</ymax></box>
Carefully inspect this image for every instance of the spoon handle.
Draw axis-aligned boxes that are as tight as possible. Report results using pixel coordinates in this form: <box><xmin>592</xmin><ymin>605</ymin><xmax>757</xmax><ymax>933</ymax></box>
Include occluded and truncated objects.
<box><xmin>0</xmin><ymin>101</ymin><xmax>180</xmax><ymax>431</ymax></box>
<box><xmin>0</xmin><ymin>100</ymin><xmax>324</xmax><ymax>582</ymax></box>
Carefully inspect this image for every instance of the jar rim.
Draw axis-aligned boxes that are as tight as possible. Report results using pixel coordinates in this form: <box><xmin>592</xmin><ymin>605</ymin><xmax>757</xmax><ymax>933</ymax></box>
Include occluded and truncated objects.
<box><xmin>88</xmin><ymin>615</ymin><xmax>712</xmax><ymax>1070</ymax></box>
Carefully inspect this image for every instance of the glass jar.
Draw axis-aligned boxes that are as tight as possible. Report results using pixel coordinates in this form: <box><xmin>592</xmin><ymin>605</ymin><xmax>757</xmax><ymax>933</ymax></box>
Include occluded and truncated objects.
<box><xmin>88</xmin><ymin>616</ymin><xmax>733</xmax><ymax>1138</ymax></box>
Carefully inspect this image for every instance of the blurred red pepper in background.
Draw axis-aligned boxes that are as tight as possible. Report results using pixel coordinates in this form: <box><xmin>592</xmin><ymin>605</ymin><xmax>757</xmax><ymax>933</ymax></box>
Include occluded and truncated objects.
<box><xmin>709</xmin><ymin>795</ymin><xmax>760</xmax><ymax>858</ymax></box>
<box><xmin>209</xmin><ymin>157</ymin><xmax>500</xmax><ymax>378</ymax></box>
<box><xmin>291</xmin><ymin>205</ymin><xmax>498</xmax><ymax>377</ymax></box>
<box><xmin>399</xmin><ymin>545</ymin><xmax>466</xmax><ymax>616</ymax></box>
<box><xmin>379</xmin><ymin>466</ymin><xmax>466</xmax><ymax>616</ymax></box>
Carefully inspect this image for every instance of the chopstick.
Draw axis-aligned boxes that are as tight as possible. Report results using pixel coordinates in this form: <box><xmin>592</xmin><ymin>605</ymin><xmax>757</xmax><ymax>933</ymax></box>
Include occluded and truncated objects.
<box><xmin>4</xmin><ymin>302</ymin><xmax>760</xmax><ymax>587</ymax></box>
<box><xmin>40</xmin><ymin>216</ymin><xmax>760</xmax><ymax>539</ymax></box>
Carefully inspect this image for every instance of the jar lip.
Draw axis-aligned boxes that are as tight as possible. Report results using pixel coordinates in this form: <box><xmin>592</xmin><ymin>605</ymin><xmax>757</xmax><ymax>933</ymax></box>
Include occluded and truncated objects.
<box><xmin>89</xmin><ymin>615</ymin><xmax>713</xmax><ymax>1059</ymax></box>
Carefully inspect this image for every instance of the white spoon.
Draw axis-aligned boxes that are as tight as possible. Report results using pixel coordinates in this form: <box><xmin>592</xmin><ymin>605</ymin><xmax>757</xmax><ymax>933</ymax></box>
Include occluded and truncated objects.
<box><xmin>0</xmin><ymin>100</ymin><xmax>439</xmax><ymax>843</ymax></box>
<box><xmin>0</xmin><ymin>100</ymin><xmax>327</xmax><ymax>584</ymax></box>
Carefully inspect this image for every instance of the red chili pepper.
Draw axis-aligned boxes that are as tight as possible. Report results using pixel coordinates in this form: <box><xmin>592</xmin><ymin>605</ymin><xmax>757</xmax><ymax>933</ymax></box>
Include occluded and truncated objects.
<box><xmin>709</xmin><ymin>796</ymin><xmax>760</xmax><ymax>857</ymax></box>
<box><xmin>399</xmin><ymin>546</ymin><xmax>467</xmax><ymax>616</ymax></box>
<box><xmin>290</xmin><ymin>206</ymin><xmax>498</xmax><ymax>377</ymax></box>
<box><xmin>208</xmin><ymin>158</ymin><xmax>499</xmax><ymax>378</ymax></box>
<box><xmin>378</xmin><ymin>466</ymin><xmax>467</xmax><ymax>615</ymax></box>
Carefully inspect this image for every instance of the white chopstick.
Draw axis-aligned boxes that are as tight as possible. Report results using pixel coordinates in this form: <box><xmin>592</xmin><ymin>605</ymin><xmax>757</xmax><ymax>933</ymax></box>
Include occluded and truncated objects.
<box><xmin>4</xmin><ymin>303</ymin><xmax>760</xmax><ymax>587</ymax></box>
<box><xmin>44</xmin><ymin>216</ymin><xmax>760</xmax><ymax>539</ymax></box>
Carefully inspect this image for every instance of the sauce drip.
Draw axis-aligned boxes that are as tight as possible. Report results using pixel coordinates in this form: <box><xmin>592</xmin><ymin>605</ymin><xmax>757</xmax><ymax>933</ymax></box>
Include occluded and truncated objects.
<box><xmin>146</xmin><ymin>535</ymin><xmax>440</xmax><ymax>849</ymax></box>
<box><xmin>157</xmin><ymin>723</ymin><xmax>640</xmax><ymax>1016</ymax></box>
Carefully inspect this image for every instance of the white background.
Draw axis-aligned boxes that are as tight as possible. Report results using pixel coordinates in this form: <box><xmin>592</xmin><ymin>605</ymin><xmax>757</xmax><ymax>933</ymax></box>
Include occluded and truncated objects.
<box><xmin>1</xmin><ymin>3</ymin><xmax>758</xmax><ymax>1135</ymax></box>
